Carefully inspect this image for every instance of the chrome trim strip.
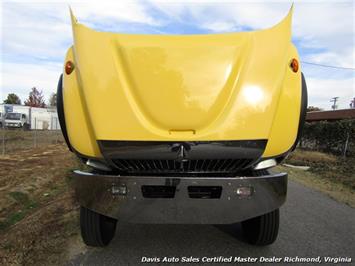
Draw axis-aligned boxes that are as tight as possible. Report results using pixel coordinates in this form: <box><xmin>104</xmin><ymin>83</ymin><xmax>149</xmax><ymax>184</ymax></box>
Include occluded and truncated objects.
<box><xmin>73</xmin><ymin>170</ymin><xmax>287</xmax><ymax>224</ymax></box>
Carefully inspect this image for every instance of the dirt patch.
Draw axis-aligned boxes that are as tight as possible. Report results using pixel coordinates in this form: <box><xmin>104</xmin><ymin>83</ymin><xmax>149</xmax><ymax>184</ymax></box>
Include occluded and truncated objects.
<box><xmin>0</xmin><ymin>144</ymin><xmax>86</xmax><ymax>265</ymax></box>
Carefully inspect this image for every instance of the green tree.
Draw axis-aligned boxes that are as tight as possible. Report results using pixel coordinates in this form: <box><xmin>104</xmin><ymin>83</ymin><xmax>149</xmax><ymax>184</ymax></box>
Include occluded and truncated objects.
<box><xmin>48</xmin><ymin>93</ymin><xmax>57</xmax><ymax>107</ymax></box>
<box><xmin>307</xmin><ymin>106</ymin><xmax>323</xmax><ymax>112</ymax></box>
<box><xmin>24</xmin><ymin>87</ymin><xmax>46</xmax><ymax>107</ymax></box>
<box><xmin>3</xmin><ymin>93</ymin><xmax>21</xmax><ymax>105</ymax></box>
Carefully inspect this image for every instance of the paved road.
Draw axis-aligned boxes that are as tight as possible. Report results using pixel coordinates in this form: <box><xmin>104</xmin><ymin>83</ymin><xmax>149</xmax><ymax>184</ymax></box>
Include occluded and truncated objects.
<box><xmin>69</xmin><ymin>181</ymin><xmax>355</xmax><ymax>265</ymax></box>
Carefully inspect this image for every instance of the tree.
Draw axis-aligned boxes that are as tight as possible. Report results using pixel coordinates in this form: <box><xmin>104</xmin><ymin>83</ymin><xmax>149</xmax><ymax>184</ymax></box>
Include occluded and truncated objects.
<box><xmin>307</xmin><ymin>106</ymin><xmax>323</xmax><ymax>112</ymax></box>
<box><xmin>48</xmin><ymin>93</ymin><xmax>57</xmax><ymax>107</ymax></box>
<box><xmin>3</xmin><ymin>93</ymin><xmax>21</xmax><ymax>105</ymax></box>
<box><xmin>24</xmin><ymin>87</ymin><xmax>46</xmax><ymax>107</ymax></box>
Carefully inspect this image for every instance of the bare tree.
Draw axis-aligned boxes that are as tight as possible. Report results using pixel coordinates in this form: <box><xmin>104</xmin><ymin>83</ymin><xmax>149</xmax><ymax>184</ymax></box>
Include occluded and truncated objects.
<box><xmin>24</xmin><ymin>87</ymin><xmax>46</xmax><ymax>107</ymax></box>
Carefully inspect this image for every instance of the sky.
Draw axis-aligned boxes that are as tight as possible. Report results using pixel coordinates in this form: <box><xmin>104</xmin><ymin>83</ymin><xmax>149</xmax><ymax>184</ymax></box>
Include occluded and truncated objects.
<box><xmin>0</xmin><ymin>0</ymin><xmax>354</xmax><ymax>110</ymax></box>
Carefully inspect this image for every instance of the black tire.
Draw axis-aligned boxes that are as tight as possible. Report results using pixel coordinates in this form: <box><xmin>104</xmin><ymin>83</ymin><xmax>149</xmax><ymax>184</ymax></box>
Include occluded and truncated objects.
<box><xmin>241</xmin><ymin>208</ymin><xmax>280</xmax><ymax>246</ymax></box>
<box><xmin>80</xmin><ymin>206</ymin><xmax>117</xmax><ymax>247</ymax></box>
<box><xmin>291</xmin><ymin>72</ymin><xmax>308</xmax><ymax>151</ymax></box>
<box><xmin>57</xmin><ymin>74</ymin><xmax>73</xmax><ymax>152</ymax></box>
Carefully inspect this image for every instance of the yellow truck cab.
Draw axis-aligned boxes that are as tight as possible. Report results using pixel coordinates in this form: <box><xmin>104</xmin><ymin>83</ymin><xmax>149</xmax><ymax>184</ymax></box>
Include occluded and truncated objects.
<box><xmin>58</xmin><ymin>6</ymin><xmax>307</xmax><ymax>247</ymax></box>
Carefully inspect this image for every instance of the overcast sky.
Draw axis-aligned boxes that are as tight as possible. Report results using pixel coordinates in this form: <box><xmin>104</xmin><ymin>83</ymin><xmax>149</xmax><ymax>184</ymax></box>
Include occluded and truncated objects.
<box><xmin>1</xmin><ymin>0</ymin><xmax>354</xmax><ymax>110</ymax></box>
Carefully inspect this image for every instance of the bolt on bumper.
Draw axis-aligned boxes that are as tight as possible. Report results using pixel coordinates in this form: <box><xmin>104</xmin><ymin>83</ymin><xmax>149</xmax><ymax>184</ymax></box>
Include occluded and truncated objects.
<box><xmin>72</xmin><ymin>170</ymin><xmax>287</xmax><ymax>224</ymax></box>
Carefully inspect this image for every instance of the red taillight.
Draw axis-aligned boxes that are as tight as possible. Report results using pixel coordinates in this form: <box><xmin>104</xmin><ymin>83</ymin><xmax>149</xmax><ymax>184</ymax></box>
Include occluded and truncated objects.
<box><xmin>290</xmin><ymin>58</ymin><xmax>299</xmax><ymax>73</ymax></box>
<box><xmin>65</xmin><ymin>61</ymin><xmax>75</xmax><ymax>75</ymax></box>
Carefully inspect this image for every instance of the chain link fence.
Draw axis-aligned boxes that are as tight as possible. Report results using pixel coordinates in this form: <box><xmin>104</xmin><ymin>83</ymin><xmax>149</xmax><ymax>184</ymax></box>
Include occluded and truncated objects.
<box><xmin>1</xmin><ymin>117</ymin><xmax>63</xmax><ymax>155</ymax></box>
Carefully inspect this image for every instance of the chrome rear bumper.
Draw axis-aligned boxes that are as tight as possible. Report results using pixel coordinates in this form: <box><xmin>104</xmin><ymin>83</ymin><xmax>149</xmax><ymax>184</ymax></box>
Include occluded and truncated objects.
<box><xmin>73</xmin><ymin>171</ymin><xmax>287</xmax><ymax>224</ymax></box>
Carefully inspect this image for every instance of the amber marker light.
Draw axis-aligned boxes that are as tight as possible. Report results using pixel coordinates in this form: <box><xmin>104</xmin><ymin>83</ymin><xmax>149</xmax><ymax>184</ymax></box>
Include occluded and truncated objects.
<box><xmin>65</xmin><ymin>60</ymin><xmax>75</xmax><ymax>75</ymax></box>
<box><xmin>290</xmin><ymin>58</ymin><xmax>299</xmax><ymax>73</ymax></box>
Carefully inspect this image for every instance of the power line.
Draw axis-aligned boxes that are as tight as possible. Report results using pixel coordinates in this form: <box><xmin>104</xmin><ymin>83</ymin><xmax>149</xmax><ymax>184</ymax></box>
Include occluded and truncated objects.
<box><xmin>301</xmin><ymin>61</ymin><xmax>355</xmax><ymax>71</ymax></box>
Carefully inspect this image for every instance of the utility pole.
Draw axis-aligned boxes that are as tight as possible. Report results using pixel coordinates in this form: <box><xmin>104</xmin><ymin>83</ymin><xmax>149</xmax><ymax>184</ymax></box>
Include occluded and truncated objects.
<box><xmin>330</xmin><ymin>97</ymin><xmax>339</xmax><ymax>110</ymax></box>
<box><xmin>350</xmin><ymin>98</ymin><xmax>355</xmax><ymax>109</ymax></box>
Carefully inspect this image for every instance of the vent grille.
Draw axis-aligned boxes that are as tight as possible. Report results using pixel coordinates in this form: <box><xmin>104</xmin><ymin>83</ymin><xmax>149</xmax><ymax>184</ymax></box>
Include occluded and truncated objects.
<box><xmin>111</xmin><ymin>159</ymin><xmax>252</xmax><ymax>174</ymax></box>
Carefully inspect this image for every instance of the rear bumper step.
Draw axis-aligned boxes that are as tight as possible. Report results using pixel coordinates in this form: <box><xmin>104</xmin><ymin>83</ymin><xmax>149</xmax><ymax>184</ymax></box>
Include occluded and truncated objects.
<box><xmin>73</xmin><ymin>170</ymin><xmax>287</xmax><ymax>224</ymax></box>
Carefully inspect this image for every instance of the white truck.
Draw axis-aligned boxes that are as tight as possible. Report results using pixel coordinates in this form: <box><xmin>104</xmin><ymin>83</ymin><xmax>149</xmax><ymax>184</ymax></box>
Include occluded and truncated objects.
<box><xmin>0</xmin><ymin>104</ymin><xmax>60</xmax><ymax>130</ymax></box>
<box><xmin>3</xmin><ymin>105</ymin><xmax>31</xmax><ymax>130</ymax></box>
<box><xmin>4</xmin><ymin>112</ymin><xmax>31</xmax><ymax>129</ymax></box>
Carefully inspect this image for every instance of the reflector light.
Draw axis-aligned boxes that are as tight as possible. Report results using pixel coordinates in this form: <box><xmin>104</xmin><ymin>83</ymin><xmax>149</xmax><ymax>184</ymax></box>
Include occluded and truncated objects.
<box><xmin>236</xmin><ymin>187</ymin><xmax>253</xmax><ymax>197</ymax></box>
<box><xmin>111</xmin><ymin>185</ymin><xmax>127</xmax><ymax>196</ymax></box>
<box><xmin>290</xmin><ymin>58</ymin><xmax>299</xmax><ymax>73</ymax></box>
<box><xmin>65</xmin><ymin>60</ymin><xmax>75</xmax><ymax>75</ymax></box>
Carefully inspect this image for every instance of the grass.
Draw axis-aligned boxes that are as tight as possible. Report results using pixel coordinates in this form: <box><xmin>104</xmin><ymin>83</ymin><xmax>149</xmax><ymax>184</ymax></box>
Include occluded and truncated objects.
<box><xmin>282</xmin><ymin>148</ymin><xmax>355</xmax><ymax>207</ymax></box>
<box><xmin>10</xmin><ymin>191</ymin><xmax>38</xmax><ymax>210</ymax></box>
<box><xmin>4</xmin><ymin>163</ymin><xmax>80</xmax><ymax>227</ymax></box>
<box><xmin>278</xmin><ymin>165</ymin><xmax>355</xmax><ymax>208</ymax></box>
<box><xmin>1</xmin><ymin>212</ymin><xmax>26</xmax><ymax>230</ymax></box>
<box><xmin>9</xmin><ymin>191</ymin><xmax>30</xmax><ymax>204</ymax></box>
<box><xmin>0</xmin><ymin>143</ymin><xmax>83</xmax><ymax>265</ymax></box>
<box><xmin>0</xmin><ymin>191</ymin><xmax>39</xmax><ymax>230</ymax></box>
<box><xmin>285</xmin><ymin>149</ymin><xmax>355</xmax><ymax>190</ymax></box>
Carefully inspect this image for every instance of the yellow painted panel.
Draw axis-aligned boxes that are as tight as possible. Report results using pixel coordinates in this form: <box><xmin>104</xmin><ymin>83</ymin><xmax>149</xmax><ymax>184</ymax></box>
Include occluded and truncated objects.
<box><xmin>263</xmin><ymin>45</ymin><xmax>302</xmax><ymax>157</ymax></box>
<box><xmin>63</xmin><ymin>7</ymin><xmax>301</xmax><ymax>158</ymax></box>
<box><xmin>63</xmin><ymin>48</ymin><xmax>101</xmax><ymax>157</ymax></box>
